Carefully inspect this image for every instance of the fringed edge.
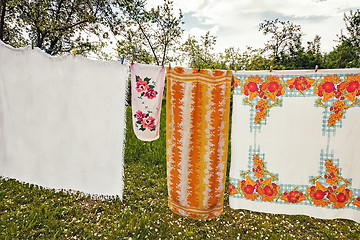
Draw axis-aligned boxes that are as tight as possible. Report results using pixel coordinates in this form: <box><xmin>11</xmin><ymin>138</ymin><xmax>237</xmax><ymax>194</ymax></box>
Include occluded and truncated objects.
<box><xmin>0</xmin><ymin>176</ymin><xmax>122</xmax><ymax>201</ymax></box>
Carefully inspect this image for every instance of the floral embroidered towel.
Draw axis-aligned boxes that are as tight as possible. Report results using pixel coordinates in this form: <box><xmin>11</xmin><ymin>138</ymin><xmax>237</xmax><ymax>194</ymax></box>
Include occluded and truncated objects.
<box><xmin>229</xmin><ymin>69</ymin><xmax>360</xmax><ymax>223</ymax></box>
<box><xmin>131</xmin><ymin>63</ymin><xmax>166</xmax><ymax>141</ymax></box>
<box><xmin>166</xmin><ymin>67</ymin><xmax>232</xmax><ymax>219</ymax></box>
<box><xmin>0</xmin><ymin>42</ymin><xmax>128</xmax><ymax>198</ymax></box>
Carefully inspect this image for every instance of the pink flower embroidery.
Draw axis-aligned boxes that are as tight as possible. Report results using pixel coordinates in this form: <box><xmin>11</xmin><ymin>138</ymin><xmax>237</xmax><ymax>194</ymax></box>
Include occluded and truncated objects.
<box><xmin>141</xmin><ymin>116</ymin><xmax>156</xmax><ymax>130</ymax></box>
<box><xmin>144</xmin><ymin>88</ymin><xmax>157</xmax><ymax>99</ymax></box>
<box><xmin>136</xmin><ymin>80</ymin><xmax>149</xmax><ymax>93</ymax></box>
<box><xmin>135</xmin><ymin>110</ymin><xmax>146</xmax><ymax>121</ymax></box>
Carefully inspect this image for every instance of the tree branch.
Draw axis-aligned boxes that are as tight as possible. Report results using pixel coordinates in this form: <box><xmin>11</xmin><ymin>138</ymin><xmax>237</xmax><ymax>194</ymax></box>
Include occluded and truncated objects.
<box><xmin>0</xmin><ymin>0</ymin><xmax>7</xmax><ymax>40</ymax></box>
<box><xmin>133</xmin><ymin>15</ymin><xmax>159</xmax><ymax>65</ymax></box>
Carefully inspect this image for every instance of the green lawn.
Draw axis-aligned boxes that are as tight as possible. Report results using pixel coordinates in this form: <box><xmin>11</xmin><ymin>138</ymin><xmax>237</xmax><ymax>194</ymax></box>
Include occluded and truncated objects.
<box><xmin>1</xmin><ymin>106</ymin><xmax>360</xmax><ymax>239</ymax></box>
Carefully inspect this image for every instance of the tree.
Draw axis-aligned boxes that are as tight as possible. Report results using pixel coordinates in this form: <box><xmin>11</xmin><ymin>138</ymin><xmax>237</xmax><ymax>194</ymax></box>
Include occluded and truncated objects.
<box><xmin>259</xmin><ymin>19</ymin><xmax>303</xmax><ymax>66</ymax></box>
<box><xmin>179</xmin><ymin>31</ymin><xmax>228</xmax><ymax>69</ymax></box>
<box><xmin>323</xmin><ymin>10</ymin><xmax>360</xmax><ymax>69</ymax></box>
<box><xmin>304</xmin><ymin>35</ymin><xmax>324</xmax><ymax>68</ymax></box>
<box><xmin>115</xmin><ymin>0</ymin><xmax>183</xmax><ymax>66</ymax></box>
<box><xmin>342</xmin><ymin>9</ymin><xmax>360</xmax><ymax>55</ymax></box>
<box><xmin>219</xmin><ymin>47</ymin><xmax>242</xmax><ymax>70</ymax></box>
<box><xmin>6</xmin><ymin>0</ymin><xmax>117</xmax><ymax>55</ymax></box>
<box><xmin>0</xmin><ymin>0</ymin><xmax>27</xmax><ymax>46</ymax></box>
<box><xmin>241</xmin><ymin>47</ymin><xmax>271</xmax><ymax>70</ymax></box>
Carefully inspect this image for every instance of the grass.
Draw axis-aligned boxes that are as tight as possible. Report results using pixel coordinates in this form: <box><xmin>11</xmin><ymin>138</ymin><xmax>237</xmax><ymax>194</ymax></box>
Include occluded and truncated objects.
<box><xmin>1</xmin><ymin>106</ymin><xmax>360</xmax><ymax>239</ymax></box>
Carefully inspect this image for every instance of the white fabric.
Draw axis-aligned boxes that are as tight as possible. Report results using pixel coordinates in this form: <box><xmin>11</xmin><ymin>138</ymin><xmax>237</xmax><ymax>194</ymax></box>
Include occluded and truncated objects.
<box><xmin>230</xmin><ymin>69</ymin><xmax>360</xmax><ymax>223</ymax></box>
<box><xmin>131</xmin><ymin>63</ymin><xmax>165</xmax><ymax>141</ymax></box>
<box><xmin>0</xmin><ymin>42</ymin><xmax>128</xmax><ymax>198</ymax></box>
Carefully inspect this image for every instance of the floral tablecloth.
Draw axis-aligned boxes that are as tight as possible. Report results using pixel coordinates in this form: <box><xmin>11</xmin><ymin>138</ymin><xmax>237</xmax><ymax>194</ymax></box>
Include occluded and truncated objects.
<box><xmin>229</xmin><ymin>69</ymin><xmax>360</xmax><ymax>223</ymax></box>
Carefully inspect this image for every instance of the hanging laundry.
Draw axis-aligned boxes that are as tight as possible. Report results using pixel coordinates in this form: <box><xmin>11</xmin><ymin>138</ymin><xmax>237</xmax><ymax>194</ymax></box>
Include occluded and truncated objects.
<box><xmin>131</xmin><ymin>63</ymin><xmax>166</xmax><ymax>141</ymax></box>
<box><xmin>166</xmin><ymin>67</ymin><xmax>232</xmax><ymax>219</ymax></box>
<box><xmin>0</xmin><ymin>42</ymin><xmax>128</xmax><ymax>198</ymax></box>
<box><xmin>229</xmin><ymin>69</ymin><xmax>360</xmax><ymax>223</ymax></box>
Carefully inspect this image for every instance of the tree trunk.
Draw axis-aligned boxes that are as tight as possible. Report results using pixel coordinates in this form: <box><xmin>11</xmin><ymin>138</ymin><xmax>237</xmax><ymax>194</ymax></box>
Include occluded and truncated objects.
<box><xmin>0</xmin><ymin>0</ymin><xmax>7</xmax><ymax>41</ymax></box>
<box><xmin>337</xmin><ymin>50</ymin><xmax>343</xmax><ymax>68</ymax></box>
<box><xmin>47</xmin><ymin>37</ymin><xmax>60</xmax><ymax>55</ymax></box>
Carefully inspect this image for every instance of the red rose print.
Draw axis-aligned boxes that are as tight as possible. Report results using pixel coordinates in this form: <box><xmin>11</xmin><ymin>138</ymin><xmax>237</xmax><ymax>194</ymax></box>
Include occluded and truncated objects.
<box><xmin>144</xmin><ymin>88</ymin><xmax>157</xmax><ymax>99</ymax></box>
<box><xmin>136</xmin><ymin>80</ymin><xmax>149</xmax><ymax>93</ymax></box>
<box><xmin>141</xmin><ymin>116</ymin><xmax>156</xmax><ymax>130</ymax></box>
<box><xmin>135</xmin><ymin>110</ymin><xmax>146</xmax><ymax>121</ymax></box>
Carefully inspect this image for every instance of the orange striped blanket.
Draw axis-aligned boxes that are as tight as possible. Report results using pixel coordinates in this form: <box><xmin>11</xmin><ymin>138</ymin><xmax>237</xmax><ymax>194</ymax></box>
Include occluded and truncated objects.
<box><xmin>166</xmin><ymin>67</ymin><xmax>232</xmax><ymax>219</ymax></box>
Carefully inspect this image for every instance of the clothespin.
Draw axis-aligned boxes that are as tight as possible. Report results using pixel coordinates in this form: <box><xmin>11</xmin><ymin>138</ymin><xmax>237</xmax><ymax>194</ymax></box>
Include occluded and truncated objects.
<box><xmin>270</xmin><ymin>66</ymin><xmax>273</xmax><ymax>72</ymax></box>
<box><xmin>121</xmin><ymin>56</ymin><xmax>125</xmax><ymax>64</ymax></box>
<box><xmin>131</xmin><ymin>59</ymin><xmax>134</xmax><ymax>65</ymax></box>
<box><xmin>315</xmin><ymin>65</ymin><xmax>318</xmax><ymax>73</ymax></box>
<box><xmin>198</xmin><ymin>63</ymin><xmax>201</xmax><ymax>72</ymax></box>
<box><xmin>168</xmin><ymin>62</ymin><xmax>171</xmax><ymax>69</ymax></box>
<box><xmin>235</xmin><ymin>65</ymin><xmax>237</xmax><ymax>73</ymax></box>
<box><xmin>73</xmin><ymin>48</ymin><xmax>77</xmax><ymax>57</ymax></box>
<box><xmin>31</xmin><ymin>40</ymin><xmax>34</xmax><ymax>50</ymax></box>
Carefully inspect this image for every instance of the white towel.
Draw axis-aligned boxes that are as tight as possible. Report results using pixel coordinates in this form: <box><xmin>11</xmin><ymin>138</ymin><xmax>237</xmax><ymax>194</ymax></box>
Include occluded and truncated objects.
<box><xmin>0</xmin><ymin>42</ymin><xmax>128</xmax><ymax>198</ymax></box>
<box><xmin>131</xmin><ymin>63</ymin><xmax>165</xmax><ymax>141</ymax></box>
<box><xmin>230</xmin><ymin>69</ymin><xmax>360</xmax><ymax>223</ymax></box>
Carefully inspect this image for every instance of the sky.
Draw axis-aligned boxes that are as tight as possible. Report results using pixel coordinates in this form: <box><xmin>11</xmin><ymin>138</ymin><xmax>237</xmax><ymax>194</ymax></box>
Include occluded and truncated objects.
<box><xmin>146</xmin><ymin>0</ymin><xmax>360</xmax><ymax>54</ymax></box>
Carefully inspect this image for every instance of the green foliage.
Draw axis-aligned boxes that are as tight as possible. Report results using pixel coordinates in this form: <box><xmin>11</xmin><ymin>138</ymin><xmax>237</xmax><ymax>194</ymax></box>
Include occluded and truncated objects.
<box><xmin>259</xmin><ymin>19</ymin><xmax>303</xmax><ymax>60</ymax></box>
<box><xmin>240</xmin><ymin>47</ymin><xmax>271</xmax><ymax>70</ymax></box>
<box><xmin>342</xmin><ymin>9</ymin><xmax>360</xmax><ymax>55</ymax></box>
<box><xmin>116</xmin><ymin>28</ymin><xmax>155</xmax><ymax>64</ymax></box>
<box><xmin>1</xmin><ymin>0</ymin><xmax>116</xmax><ymax>56</ymax></box>
<box><xmin>178</xmin><ymin>13</ymin><xmax>358</xmax><ymax>71</ymax></box>
<box><xmin>179</xmin><ymin>31</ymin><xmax>234</xmax><ymax>70</ymax></box>
<box><xmin>179</xmin><ymin>31</ymin><xmax>215</xmax><ymax>69</ymax></box>
<box><xmin>0</xmin><ymin>0</ymin><xmax>28</xmax><ymax>46</ymax></box>
<box><xmin>178</xmin><ymin>20</ymin><xmax>326</xmax><ymax>71</ymax></box>
<box><xmin>323</xmin><ymin>9</ymin><xmax>360</xmax><ymax>69</ymax></box>
<box><xmin>115</xmin><ymin>0</ymin><xmax>184</xmax><ymax>65</ymax></box>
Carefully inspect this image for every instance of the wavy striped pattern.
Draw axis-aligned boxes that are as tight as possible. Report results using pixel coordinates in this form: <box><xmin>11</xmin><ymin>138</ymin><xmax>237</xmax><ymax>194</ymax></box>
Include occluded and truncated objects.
<box><xmin>166</xmin><ymin>67</ymin><xmax>232</xmax><ymax>219</ymax></box>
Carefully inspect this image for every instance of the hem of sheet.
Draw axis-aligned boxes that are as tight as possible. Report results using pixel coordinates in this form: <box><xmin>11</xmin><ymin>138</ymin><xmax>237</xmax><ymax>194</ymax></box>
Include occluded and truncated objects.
<box><xmin>229</xmin><ymin>198</ymin><xmax>360</xmax><ymax>223</ymax></box>
<box><xmin>168</xmin><ymin>199</ymin><xmax>224</xmax><ymax>220</ymax></box>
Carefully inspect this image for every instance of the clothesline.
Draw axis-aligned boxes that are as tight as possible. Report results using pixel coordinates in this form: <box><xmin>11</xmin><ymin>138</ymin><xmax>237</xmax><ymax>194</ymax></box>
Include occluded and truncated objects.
<box><xmin>1</xmin><ymin>40</ymin><xmax>126</xmax><ymax>63</ymax></box>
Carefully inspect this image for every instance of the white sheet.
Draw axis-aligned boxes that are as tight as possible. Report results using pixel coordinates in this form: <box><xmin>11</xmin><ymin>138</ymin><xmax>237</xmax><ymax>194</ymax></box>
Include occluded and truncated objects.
<box><xmin>0</xmin><ymin>42</ymin><xmax>128</xmax><ymax>198</ymax></box>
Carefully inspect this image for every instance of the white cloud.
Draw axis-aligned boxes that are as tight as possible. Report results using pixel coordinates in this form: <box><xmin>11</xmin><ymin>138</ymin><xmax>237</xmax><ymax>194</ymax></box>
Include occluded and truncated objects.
<box><xmin>187</xmin><ymin>25</ymin><xmax>220</xmax><ymax>39</ymax></box>
<box><xmin>146</xmin><ymin>0</ymin><xmax>359</xmax><ymax>53</ymax></box>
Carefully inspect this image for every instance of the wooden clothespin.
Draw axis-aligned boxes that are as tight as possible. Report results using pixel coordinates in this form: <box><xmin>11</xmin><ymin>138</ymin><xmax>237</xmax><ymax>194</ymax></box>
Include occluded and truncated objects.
<box><xmin>235</xmin><ymin>65</ymin><xmax>237</xmax><ymax>73</ymax></box>
<box><xmin>270</xmin><ymin>66</ymin><xmax>273</xmax><ymax>72</ymax></box>
<box><xmin>315</xmin><ymin>65</ymin><xmax>319</xmax><ymax>73</ymax></box>
<box><xmin>131</xmin><ymin>59</ymin><xmax>134</xmax><ymax>65</ymax></box>
<box><xmin>168</xmin><ymin>62</ymin><xmax>171</xmax><ymax>69</ymax></box>
<box><xmin>73</xmin><ymin>48</ymin><xmax>77</xmax><ymax>57</ymax></box>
